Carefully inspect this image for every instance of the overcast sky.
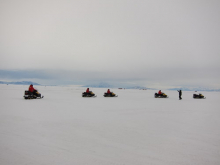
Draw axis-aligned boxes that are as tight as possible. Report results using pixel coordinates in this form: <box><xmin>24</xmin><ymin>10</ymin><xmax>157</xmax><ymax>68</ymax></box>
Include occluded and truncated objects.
<box><xmin>1</xmin><ymin>0</ymin><xmax>220</xmax><ymax>88</ymax></box>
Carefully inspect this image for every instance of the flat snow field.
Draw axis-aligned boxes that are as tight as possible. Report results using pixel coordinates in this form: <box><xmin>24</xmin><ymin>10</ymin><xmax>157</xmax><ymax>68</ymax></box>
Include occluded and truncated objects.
<box><xmin>0</xmin><ymin>84</ymin><xmax>220</xmax><ymax>165</ymax></box>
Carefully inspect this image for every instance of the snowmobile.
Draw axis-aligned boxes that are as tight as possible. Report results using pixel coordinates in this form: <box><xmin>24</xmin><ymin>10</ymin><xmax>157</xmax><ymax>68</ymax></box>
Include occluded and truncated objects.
<box><xmin>24</xmin><ymin>90</ymin><xmax>43</xmax><ymax>99</ymax></box>
<box><xmin>82</xmin><ymin>91</ymin><xmax>96</xmax><ymax>97</ymax></box>
<box><xmin>193</xmin><ymin>93</ymin><xmax>206</xmax><ymax>99</ymax></box>
<box><xmin>103</xmin><ymin>92</ymin><xmax>118</xmax><ymax>97</ymax></box>
<box><xmin>154</xmin><ymin>92</ymin><xmax>168</xmax><ymax>98</ymax></box>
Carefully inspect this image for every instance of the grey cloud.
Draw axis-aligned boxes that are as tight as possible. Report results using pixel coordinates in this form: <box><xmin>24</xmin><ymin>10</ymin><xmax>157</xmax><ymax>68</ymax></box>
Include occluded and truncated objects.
<box><xmin>1</xmin><ymin>66</ymin><xmax>219</xmax><ymax>88</ymax></box>
<box><xmin>1</xmin><ymin>0</ymin><xmax>220</xmax><ymax>88</ymax></box>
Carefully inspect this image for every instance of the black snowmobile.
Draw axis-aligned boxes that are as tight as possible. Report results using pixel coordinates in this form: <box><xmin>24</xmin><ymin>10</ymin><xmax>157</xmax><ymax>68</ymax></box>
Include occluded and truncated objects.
<box><xmin>82</xmin><ymin>91</ymin><xmax>96</xmax><ymax>97</ymax></box>
<box><xmin>193</xmin><ymin>93</ymin><xmax>206</xmax><ymax>99</ymax></box>
<box><xmin>103</xmin><ymin>92</ymin><xmax>118</xmax><ymax>97</ymax></box>
<box><xmin>155</xmin><ymin>93</ymin><xmax>168</xmax><ymax>98</ymax></box>
<box><xmin>24</xmin><ymin>90</ymin><xmax>43</xmax><ymax>99</ymax></box>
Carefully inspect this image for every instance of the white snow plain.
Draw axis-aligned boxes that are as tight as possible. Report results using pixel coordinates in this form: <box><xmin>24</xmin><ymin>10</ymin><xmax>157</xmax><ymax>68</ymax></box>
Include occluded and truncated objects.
<box><xmin>0</xmin><ymin>84</ymin><xmax>220</xmax><ymax>165</ymax></box>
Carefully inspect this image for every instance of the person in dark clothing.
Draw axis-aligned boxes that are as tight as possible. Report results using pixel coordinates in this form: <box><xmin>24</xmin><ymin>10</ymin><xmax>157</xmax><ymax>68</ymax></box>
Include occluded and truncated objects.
<box><xmin>177</xmin><ymin>90</ymin><xmax>182</xmax><ymax>100</ymax></box>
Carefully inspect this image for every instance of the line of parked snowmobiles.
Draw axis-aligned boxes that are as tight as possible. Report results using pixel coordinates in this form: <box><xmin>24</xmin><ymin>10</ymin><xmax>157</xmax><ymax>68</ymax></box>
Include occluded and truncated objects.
<box><xmin>81</xmin><ymin>90</ymin><xmax>206</xmax><ymax>99</ymax></box>
<box><xmin>23</xmin><ymin>87</ymin><xmax>206</xmax><ymax>100</ymax></box>
<box><xmin>154</xmin><ymin>92</ymin><xmax>206</xmax><ymax>99</ymax></box>
<box><xmin>82</xmin><ymin>91</ymin><xmax>118</xmax><ymax>97</ymax></box>
<box><xmin>82</xmin><ymin>88</ymin><xmax>118</xmax><ymax>98</ymax></box>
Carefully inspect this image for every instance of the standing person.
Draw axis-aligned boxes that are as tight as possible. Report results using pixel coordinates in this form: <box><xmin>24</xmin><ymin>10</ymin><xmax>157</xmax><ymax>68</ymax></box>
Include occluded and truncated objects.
<box><xmin>177</xmin><ymin>90</ymin><xmax>182</xmax><ymax>100</ymax></box>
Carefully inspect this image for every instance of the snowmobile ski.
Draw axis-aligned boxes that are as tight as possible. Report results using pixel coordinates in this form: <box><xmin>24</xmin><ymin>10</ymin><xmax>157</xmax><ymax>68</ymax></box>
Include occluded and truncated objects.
<box><xmin>103</xmin><ymin>95</ymin><xmax>118</xmax><ymax>97</ymax></box>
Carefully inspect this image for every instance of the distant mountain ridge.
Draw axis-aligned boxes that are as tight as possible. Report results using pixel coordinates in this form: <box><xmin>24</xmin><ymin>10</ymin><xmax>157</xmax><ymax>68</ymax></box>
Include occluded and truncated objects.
<box><xmin>83</xmin><ymin>82</ymin><xmax>154</xmax><ymax>90</ymax></box>
<box><xmin>125</xmin><ymin>86</ymin><xmax>155</xmax><ymax>90</ymax></box>
<box><xmin>2</xmin><ymin>81</ymin><xmax>218</xmax><ymax>91</ymax></box>
<box><xmin>83</xmin><ymin>82</ymin><xmax>220</xmax><ymax>91</ymax></box>
<box><xmin>83</xmin><ymin>82</ymin><xmax>113</xmax><ymax>88</ymax></box>
<box><xmin>168</xmin><ymin>87</ymin><xmax>220</xmax><ymax>92</ymax></box>
<box><xmin>0</xmin><ymin>81</ymin><xmax>40</xmax><ymax>85</ymax></box>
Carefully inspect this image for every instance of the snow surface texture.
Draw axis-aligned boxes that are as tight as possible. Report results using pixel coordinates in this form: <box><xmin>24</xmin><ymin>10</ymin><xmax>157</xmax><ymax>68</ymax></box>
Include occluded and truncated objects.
<box><xmin>0</xmin><ymin>85</ymin><xmax>220</xmax><ymax>165</ymax></box>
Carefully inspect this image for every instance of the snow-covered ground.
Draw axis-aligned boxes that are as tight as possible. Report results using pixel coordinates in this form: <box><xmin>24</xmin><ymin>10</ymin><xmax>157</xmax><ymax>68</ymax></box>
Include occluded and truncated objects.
<box><xmin>0</xmin><ymin>84</ymin><xmax>220</xmax><ymax>165</ymax></box>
